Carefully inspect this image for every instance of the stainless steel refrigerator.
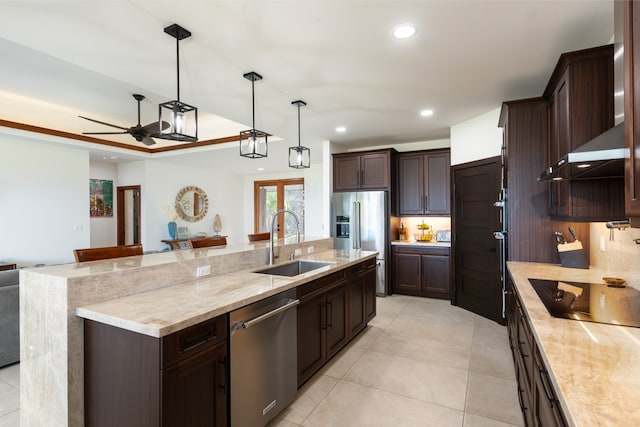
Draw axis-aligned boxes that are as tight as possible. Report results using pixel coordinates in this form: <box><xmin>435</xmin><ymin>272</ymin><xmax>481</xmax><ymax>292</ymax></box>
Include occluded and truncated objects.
<box><xmin>331</xmin><ymin>191</ymin><xmax>388</xmax><ymax>296</ymax></box>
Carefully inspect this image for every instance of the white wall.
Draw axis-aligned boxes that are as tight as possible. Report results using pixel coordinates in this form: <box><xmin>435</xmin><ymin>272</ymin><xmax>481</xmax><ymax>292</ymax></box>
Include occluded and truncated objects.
<box><xmin>142</xmin><ymin>160</ymin><xmax>246</xmax><ymax>251</ymax></box>
<box><xmin>89</xmin><ymin>161</ymin><xmax>117</xmax><ymax>247</ymax></box>
<box><xmin>450</xmin><ymin>107</ymin><xmax>502</xmax><ymax>165</ymax></box>
<box><xmin>0</xmin><ymin>132</ymin><xmax>89</xmax><ymax>266</ymax></box>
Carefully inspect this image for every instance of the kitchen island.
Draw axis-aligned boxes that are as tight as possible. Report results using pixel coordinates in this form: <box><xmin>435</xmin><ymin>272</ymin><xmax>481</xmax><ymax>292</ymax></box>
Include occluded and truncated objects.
<box><xmin>507</xmin><ymin>261</ymin><xmax>640</xmax><ymax>426</ymax></box>
<box><xmin>19</xmin><ymin>237</ymin><xmax>376</xmax><ymax>426</ymax></box>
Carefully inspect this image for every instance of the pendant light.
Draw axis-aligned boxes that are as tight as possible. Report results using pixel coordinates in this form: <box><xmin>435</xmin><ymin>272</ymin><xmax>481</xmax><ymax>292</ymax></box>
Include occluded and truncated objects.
<box><xmin>239</xmin><ymin>71</ymin><xmax>268</xmax><ymax>158</ymax></box>
<box><xmin>289</xmin><ymin>100</ymin><xmax>310</xmax><ymax>168</ymax></box>
<box><xmin>156</xmin><ymin>24</ymin><xmax>198</xmax><ymax>142</ymax></box>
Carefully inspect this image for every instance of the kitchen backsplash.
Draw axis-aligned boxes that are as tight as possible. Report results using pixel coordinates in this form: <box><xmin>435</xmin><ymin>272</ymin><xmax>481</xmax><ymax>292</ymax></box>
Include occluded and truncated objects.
<box><xmin>589</xmin><ymin>222</ymin><xmax>640</xmax><ymax>287</ymax></box>
<box><xmin>398</xmin><ymin>216</ymin><xmax>451</xmax><ymax>240</ymax></box>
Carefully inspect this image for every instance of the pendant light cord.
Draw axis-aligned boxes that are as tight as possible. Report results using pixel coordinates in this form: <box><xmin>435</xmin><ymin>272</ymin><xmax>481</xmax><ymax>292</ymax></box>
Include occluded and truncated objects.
<box><xmin>297</xmin><ymin>103</ymin><xmax>301</xmax><ymax>148</ymax></box>
<box><xmin>176</xmin><ymin>37</ymin><xmax>180</xmax><ymax>102</ymax></box>
<box><xmin>252</xmin><ymin>78</ymin><xmax>256</xmax><ymax>130</ymax></box>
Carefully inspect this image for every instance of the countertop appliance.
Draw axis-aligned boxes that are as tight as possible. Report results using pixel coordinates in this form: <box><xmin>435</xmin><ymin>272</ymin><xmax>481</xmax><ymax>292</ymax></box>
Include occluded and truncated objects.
<box><xmin>331</xmin><ymin>191</ymin><xmax>388</xmax><ymax>295</ymax></box>
<box><xmin>230</xmin><ymin>289</ymin><xmax>299</xmax><ymax>426</ymax></box>
<box><xmin>528</xmin><ymin>278</ymin><xmax>640</xmax><ymax>328</ymax></box>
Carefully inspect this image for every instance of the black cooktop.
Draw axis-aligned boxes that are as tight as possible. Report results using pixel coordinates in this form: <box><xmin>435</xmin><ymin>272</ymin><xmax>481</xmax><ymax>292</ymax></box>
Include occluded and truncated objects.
<box><xmin>528</xmin><ymin>278</ymin><xmax>640</xmax><ymax>328</ymax></box>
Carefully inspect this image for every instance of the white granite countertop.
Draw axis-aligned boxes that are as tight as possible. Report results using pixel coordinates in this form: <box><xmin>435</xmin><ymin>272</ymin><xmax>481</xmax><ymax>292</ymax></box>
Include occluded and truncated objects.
<box><xmin>76</xmin><ymin>249</ymin><xmax>377</xmax><ymax>338</ymax></box>
<box><xmin>507</xmin><ymin>261</ymin><xmax>640</xmax><ymax>427</ymax></box>
<box><xmin>391</xmin><ymin>240</ymin><xmax>451</xmax><ymax>247</ymax></box>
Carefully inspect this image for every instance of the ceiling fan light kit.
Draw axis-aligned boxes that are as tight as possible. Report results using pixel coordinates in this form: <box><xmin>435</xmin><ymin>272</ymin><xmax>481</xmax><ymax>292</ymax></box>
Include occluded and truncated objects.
<box><xmin>289</xmin><ymin>100</ymin><xmax>310</xmax><ymax>169</ymax></box>
<box><xmin>239</xmin><ymin>71</ymin><xmax>268</xmax><ymax>158</ymax></box>
<box><xmin>156</xmin><ymin>23</ymin><xmax>198</xmax><ymax>143</ymax></box>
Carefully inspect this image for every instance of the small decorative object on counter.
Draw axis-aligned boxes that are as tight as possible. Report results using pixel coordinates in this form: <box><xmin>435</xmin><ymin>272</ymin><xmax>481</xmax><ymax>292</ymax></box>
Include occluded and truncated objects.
<box><xmin>398</xmin><ymin>221</ymin><xmax>407</xmax><ymax>240</ymax></box>
<box><xmin>167</xmin><ymin>221</ymin><xmax>177</xmax><ymax>240</ymax></box>
<box><xmin>213</xmin><ymin>214</ymin><xmax>222</xmax><ymax>236</ymax></box>
<box><xmin>415</xmin><ymin>221</ymin><xmax>433</xmax><ymax>242</ymax></box>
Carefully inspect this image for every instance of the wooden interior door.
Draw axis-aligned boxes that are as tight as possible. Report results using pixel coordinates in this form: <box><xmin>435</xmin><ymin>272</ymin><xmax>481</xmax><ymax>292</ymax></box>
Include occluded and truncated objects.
<box><xmin>117</xmin><ymin>185</ymin><xmax>141</xmax><ymax>246</ymax></box>
<box><xmin>452</xmin><ymin>157</ymin><xmax>503</xmax><ymax>324</ymax></box>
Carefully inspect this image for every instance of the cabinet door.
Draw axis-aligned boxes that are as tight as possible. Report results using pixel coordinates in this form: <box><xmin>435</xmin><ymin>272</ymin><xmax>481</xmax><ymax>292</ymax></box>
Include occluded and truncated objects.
<box><xmin>554</xmin><ymin>76</ymin><xmax>573</xmax><ymax>217</ymax></box>
<box><xmin>398</xmin><ymin>154</ymin><xmax>425</xmax><ymax>215</ymax></box>
<box><xmin>392</xmin><ymin>252</ymin><xmax>422</xmax><ymax>295</ymax></box>
<box><xmin>424</xmin><ymin>153</ymin><xmax>451</xmax><ymax>215</ymax></box>
<box><xmin>364</xmin><ymin>267</ymin><xmax>377</xmax><ymax>322</ymax></box>
<box><xmin>626</xmin><ymin>1</ymin><xmax>640</xmax><ymax>217</ymax></box>
<box><xmin>360</xmin><ymin>152</ymin><xmax>390</xmax><ymax>189</ymax></box>
<box><xmin>348</xmin><ymin>276</ymin><xmax>366</xmax><ymax>338</ymax></box>
<box><xmin>326</xmin><ymin>283</ymin><xmax>349</xmax><ymax>358</ymax></box>
<box><xmin>162</xmin><ymin>340</ymin><xmax>227</xmax><ymax>427</ymax></box>
<box><xmin>334</xmin><ymin>155</ymin><xmax>361</xmax><ymax>191</ymax></box>
<box><xmin>297</xmin><ymin>292</ymin><xmax>327</xmax><ymax>386</ymax></box>
<box><xmin>420</xmin><ymin>254</ymin><xmax>450</xmax><ymax>299</ymax></box>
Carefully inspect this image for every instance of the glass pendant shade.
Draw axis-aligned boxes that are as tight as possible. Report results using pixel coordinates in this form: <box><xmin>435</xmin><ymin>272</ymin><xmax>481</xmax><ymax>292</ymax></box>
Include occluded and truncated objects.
<box><xmin>240</xmin><ymin>129</ymin><xmax>268</xmax><ymax>158</ymax></box>
<box><xmin>289</xmin><ymin>145</ymin><xmax>310</xmax><ymax>168</ymax></box>
<box><xmin>240</xmin><ymin>71</ymin><xmax>268</xmax><ymax>158</ymax></box>
<box><xmin>289</xmin><ymin>100</ymin><xmax>310</xmax><ymax>169</ymax></box>
<box><xmin>158</xmin><ymin>100</ymin><xmax>198</xmax><ymax>142</ymax></box>
<box><xmin>156</xmin><ymin>23</ymin><xmax>198</xmax><ymax>143</ymax></box>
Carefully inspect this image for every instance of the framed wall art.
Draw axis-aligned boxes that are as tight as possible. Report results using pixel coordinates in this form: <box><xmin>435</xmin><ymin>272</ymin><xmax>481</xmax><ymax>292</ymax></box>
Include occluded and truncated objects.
<box><xmin>89</xmin><ymin>179</ymin><xmax>113</xmax><ymax>217</ymax></box>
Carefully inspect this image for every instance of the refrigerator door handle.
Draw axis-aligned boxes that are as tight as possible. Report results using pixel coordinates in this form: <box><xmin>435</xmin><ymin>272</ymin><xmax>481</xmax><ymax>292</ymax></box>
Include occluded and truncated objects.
<box><xmin>352</xmin><ymin>200</ymin><xmax>361</xmax><ymax>249</ymax></box>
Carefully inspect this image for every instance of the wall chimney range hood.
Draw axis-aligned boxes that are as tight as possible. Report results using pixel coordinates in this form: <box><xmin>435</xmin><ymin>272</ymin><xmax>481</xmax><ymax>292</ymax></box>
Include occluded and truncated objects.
<box><xmin>539</xmin><ymin>123</ymin><xmax>626</xmax><ymax>181</ymax></box>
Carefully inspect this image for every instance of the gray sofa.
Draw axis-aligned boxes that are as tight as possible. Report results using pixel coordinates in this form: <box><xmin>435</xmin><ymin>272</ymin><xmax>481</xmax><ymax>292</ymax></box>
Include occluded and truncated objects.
<box><xmin>0</xmin><ymin>269</ymin><xmax>19</xmax><ymax>367</ymax></box>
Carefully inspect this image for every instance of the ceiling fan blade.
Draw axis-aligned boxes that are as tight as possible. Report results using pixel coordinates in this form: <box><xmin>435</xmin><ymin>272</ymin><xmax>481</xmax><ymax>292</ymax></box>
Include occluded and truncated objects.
<box><xmin>82</xmin><ymin>131</ymin><xmax>129</xmax><ymax>135</ymax></box>
<box><xmin>141</xmin><ymin>136</ymin><xmax>156</xmax><ymax>146</ymax></box>
<box><xmin>142</xmin><ymin>121</ymin><xmax>170</xmax><ymax>133</ymax></box>
<box><xmin>79</xmin><ymin>115</ymin><xmax>128</xmax><ymax>131</ymax></box>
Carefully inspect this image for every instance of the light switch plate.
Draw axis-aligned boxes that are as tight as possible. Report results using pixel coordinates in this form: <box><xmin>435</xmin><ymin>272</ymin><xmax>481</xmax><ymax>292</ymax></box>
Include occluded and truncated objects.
<box><xmin>294</xmin><ymin>248</ymin><xmax>302</xmax><ymax>256</ymax></box>
<box><xmin>307</xmin><ymin>246</ymin><xmax>314</xmax><ymax>253</ymax></box>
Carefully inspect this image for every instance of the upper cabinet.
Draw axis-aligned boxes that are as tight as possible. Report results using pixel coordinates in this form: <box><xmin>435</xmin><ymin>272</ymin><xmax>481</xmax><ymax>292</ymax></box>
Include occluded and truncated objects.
<box><xmin>543</xmin><ymin>44</ymin><xmax>625</xmax><ymax>221</ymax></box>
<box><xmin>333</xmin><ymin>149</ymin><xmax>394</xmax><ymax>192</ymax></box>
<box><xmin>397</xmin><ymin>149</ymin><xmax>450</xmax><ymax>216</ymax></box>
<box><xmin>624</xmin><ymin>1</ymin><xmax>640</xmax><ymax>220</ymax></box>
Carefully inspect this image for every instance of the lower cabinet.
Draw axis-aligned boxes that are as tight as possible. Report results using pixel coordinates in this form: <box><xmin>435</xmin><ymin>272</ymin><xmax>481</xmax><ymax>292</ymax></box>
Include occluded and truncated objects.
<box><xmin>507</xmin><ymin>274</ymin><xmax>567</xmax><ymax>427</ymax></box>
<box><xmin>392</xmin><ymin>245</ymin><xmax>451</xmax><ymax>299</ymax></box>
<box><xmin>297</xmin><ymin>258</ymin><xmax>377</xmax><ymax>387</ymax></box>
<box><xmin>84</xmin><ymin>314</ymin><xmax>228</xmax><ymax>427</ymax></box>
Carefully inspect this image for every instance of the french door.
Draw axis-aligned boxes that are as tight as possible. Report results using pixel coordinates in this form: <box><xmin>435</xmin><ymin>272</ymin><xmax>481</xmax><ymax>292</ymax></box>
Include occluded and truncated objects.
<box><xmin>254</xmin><ymin>179</ymin><xmax>304</xmax><ymax>238</ymax></box>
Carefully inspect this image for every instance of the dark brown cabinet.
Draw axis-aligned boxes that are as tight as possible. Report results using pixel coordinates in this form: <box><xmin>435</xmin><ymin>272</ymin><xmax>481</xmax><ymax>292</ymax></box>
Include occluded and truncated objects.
<box><xmin>624</xmin><ymin>1</ymin><xmax>640</xmax><ymax>220</ymax></box>
<box><xmin>397</xmin><ymin>149</ymin><xmax>450</xmax><ymax>216</ymax></box>
<box><xmin>333</xmin><ymin>150</ymin><xmax>393</xmax><ymax>191</ymax></box>
<box><xmin>297</xmin><ymin>259</ymin><xmax>376</xmax><ymax>387</ymax></box>
<box><xmin>391</xmin><ymin>245</ymin><xmax>450</xmax><ymax>299</ymax></box>
<box><xmin>507</xmin><ymin>274</ymin><xmax>567</xmax><ymax>427</ymax></box>
<box><xmin>84</xmin><ymin>314</ymin><xmax>228</xmax><ymax>427</ymax></box>
<box><xmin>543</xmin><ymin>44</ymin><xmax>625</xmax><ymax>221</ymax></box>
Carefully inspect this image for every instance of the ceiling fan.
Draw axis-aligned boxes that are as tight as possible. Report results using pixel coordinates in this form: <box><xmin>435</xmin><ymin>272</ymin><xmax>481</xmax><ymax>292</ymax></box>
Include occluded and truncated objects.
<box><xmin>80</xmin><ymin>94</ymin><xmax>169</xmax><ymax>146</ymax></box>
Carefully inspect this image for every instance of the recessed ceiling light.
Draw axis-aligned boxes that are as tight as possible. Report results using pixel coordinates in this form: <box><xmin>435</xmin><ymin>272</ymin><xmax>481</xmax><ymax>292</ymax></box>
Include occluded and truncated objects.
<box><xmin>336</xmin><ymin>126</ymin><xmax>346</xmax><ymax>133</ymax></box>
<box><xmin>258</xmin><ymin>167</ymin><xmax>264</xmax><ymax>171</ymax></box>
<box><xmin>392</xmin><ymin>24</ymin><xmax>417</xmax><ymax>39</ymax></box>
<box><xmin>420</xmin><ymin>109</ymin><xmax>434</xmax><ymax>117</ymax></box>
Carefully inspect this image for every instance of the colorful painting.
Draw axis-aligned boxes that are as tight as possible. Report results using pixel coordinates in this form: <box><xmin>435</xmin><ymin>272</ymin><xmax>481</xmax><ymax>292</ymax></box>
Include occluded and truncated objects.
<box><xmin>89</xmin><ymin>179</ymin><xmax>113</xmax><ymax>217</ymax></box>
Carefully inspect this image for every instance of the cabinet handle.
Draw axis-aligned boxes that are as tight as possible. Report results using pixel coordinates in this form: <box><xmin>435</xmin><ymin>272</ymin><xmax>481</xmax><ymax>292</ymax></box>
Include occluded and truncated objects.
<box><xmin>424</xmin><ymin>194</ymin><xmax>428</xmax><ymax>212</ymax></box>
<box><xmin>321</xmin><ymin>302</ymin><xmax>327</xmax><ymax>330</ymax></box>
<box><xmin>179</xmin><ymin>327</ymin><xmax>217</xmax><ymax>353</ymax></box>
<box><xmin>538</xmin><ymin>367</ymin><xmax>560</xmax><ymax>405</ymax></box>
<box><xmin>218</xmin><ymin>357</ymin><xmax>227</xmax><ymax>395</ymax></box>
<box><xmin>517</xmin><ymin>340</ymin><xmax>529</xmax><ymax>358</ymax></box>
<box><xmin>517</xmin><ymin>387</ymin><xmax>528</xmax><ymax>412</ymax></box>
<box><xmin>327</xmin><ymin>301</ymin><xmax>333</xmax><ymax>327</ymax></box>
<box><xmin>360</xmin><ymin>170</ymin><xmax>364</xmax><ymax>186</ymax></box>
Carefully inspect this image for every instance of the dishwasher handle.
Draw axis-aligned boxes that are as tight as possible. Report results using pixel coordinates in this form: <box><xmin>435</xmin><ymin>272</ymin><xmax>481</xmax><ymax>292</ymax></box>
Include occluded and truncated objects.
<box><xmin>232</xmin><ymin>298</ymin><xmax>300</xmax><ymax>331</ymax></box>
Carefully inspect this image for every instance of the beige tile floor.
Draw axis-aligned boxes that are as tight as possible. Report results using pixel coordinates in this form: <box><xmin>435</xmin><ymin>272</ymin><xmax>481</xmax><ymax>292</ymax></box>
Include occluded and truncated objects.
<box><xmin>0</xmin><ymin>295</ymin><xmax>523</xmax><ymax>427</ymax></box>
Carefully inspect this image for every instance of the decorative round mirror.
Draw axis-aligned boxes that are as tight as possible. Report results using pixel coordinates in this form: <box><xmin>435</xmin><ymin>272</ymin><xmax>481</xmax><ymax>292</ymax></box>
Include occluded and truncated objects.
<box><xmin>175</xmin><ymin>186</ymin><xmax>209</xmax><ymax>223</ymax></box>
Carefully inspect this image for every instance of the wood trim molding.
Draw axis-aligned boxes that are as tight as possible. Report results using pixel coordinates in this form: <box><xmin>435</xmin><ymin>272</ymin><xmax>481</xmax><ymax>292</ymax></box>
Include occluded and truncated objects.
<box><xmin>0</xmin><ymin>118</ymin><xmax>241</xmax><ymax>153</ymax></box>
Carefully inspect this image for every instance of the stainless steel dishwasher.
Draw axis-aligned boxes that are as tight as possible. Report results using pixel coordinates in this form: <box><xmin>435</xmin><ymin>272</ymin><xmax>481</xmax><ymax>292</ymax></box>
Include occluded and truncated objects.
<box><xmin>230</xmin><ymin>288</ymin><xmax>299</xmax><ymax>427</ymax></box>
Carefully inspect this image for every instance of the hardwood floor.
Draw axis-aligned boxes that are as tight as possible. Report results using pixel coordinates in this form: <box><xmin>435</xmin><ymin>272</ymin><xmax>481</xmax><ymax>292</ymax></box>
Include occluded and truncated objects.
<box><xmin>0</xmin><ymin>295</ymin><xmax>523</xmax><ymax>427</ymax></box>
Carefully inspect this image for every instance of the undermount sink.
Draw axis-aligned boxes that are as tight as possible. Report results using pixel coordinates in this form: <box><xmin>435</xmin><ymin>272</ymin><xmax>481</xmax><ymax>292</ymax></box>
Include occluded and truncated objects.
<box><xmin>254</xmin><ymin>260</ymin><xmax>332</xmax><ymax>277</ymax></box>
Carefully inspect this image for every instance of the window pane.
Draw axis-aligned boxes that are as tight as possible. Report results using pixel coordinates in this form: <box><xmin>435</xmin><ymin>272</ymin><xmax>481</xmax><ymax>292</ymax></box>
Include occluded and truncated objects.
<box><xmin>284</xmin><ymin>184</ymin><xmax>304</xmax><ymax>237</ymax></box>
<box><xmin>259</xmin><ymin>185</ymin><xmax>278</xmax><ymax>233</ymax></box>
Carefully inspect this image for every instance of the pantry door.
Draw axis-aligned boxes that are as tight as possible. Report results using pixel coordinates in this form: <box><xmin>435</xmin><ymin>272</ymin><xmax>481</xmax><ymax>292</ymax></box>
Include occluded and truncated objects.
<box><xmin>254</xmin><ymin>179</ymin><xmax>304</xmax><ymax>238</ymax></box>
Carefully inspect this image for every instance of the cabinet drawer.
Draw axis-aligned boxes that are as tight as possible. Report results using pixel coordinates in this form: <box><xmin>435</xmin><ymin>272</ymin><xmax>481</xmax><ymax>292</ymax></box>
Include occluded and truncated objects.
<box><xmin>392</xmin><ymin>245</ymin><xmax>450</xmax><ymax>256</ymax></box>
<box><xmin>297</xmin><ymin>270</ymin><xmax>346</xmax><ymax>299</ymax></box>
<box><xmin>162</xmin><ymin>315</ymin><xmax>228</xmax><ymax>368</ymax></box>
<box><xmin>348</xmin><ymin>258</ymin><xmax>376</xmax><ymax>276</ymax></box>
